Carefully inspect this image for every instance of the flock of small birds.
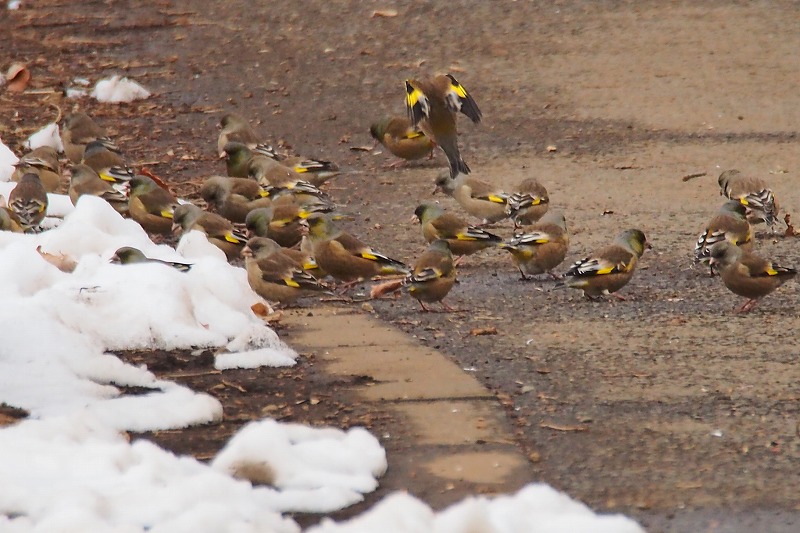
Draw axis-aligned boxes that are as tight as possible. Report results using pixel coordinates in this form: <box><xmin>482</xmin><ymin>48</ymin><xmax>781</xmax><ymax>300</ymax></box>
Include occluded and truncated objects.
<box><xmin>3</xmin><ymin>73</ymin><xmax>794</xmax><ymax>314</ymax></box>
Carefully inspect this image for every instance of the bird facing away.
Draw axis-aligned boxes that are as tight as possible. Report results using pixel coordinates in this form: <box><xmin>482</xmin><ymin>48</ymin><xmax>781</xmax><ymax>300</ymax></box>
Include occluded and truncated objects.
<box><xmin>694</xmin><ymin>200</ymin><xmax>752</xmax><ymax>273</ymax></box>
<box><xmin>500</xmin><ymin>209</ymin><xmax>569</xmax><ymax>280</ymax></box>
<box><xmin>718</xmin><ymin>169</ymin><xmax>780</xmax><ymax>230</ymax></box>
<box><xmin>12</xmin><ymin>146</ymin><xmax>61</xmax><ymax>193</ymax></box>
<box><xmin>61</xmin><ymin>112</ymin><xmax>117</xmax><ymax>164</ymax></box>
<box><xmin>242</xmin><ymin>237</ymin><xmax>330</xmax><ymax>305</ymax></box>
<box><xmin>406</xmin><ymin>239</ymin><xmax>458</xmax><ymax>312</ymax></box>
<box><xmin>69</xmin><ymin>164</ymin><xmax>129</xmax><ymax>214</ymax></box>
<box><xmin>370</xmin><ymin>116</ymin><xmax>435</xmax><ymax>166</ymax></box>
<box><xmin>110</xmin><ymin>246</ymin><xmax>192</xmax><ymax>272</ymax></box>
<box><xmin>405</xmin><ymin>74</ymin><xmax>481</xmax><ymax>178</ymax></box>
<box><xmin>306</xmin><ymin>213</ymin><xmax>409</xmax><ymax>284</ymax></box>
<box><xmin>561</xmin><ymin>229</ymin><xmax>649</xmax><ymax>300</ymax></box>
<box><xmin>173</xmin><ymin>204</ymin><xmax>248</xmax><ymax>261</ymax></box>
<box><xmin>413</xmin><ymin>202</ymin><xmax>502</xmax><ymax>256</ymax></box>
<box><xmin>434</xmin><ymin>171</ymin><xmax>511</xmax><ymax>224</ymax></box>
<box><xmin>128</xmin><ymin>175</ymin><xmax>178</xmax><ymax>235</ymax></box>
<box><xmin>8</xmin><ymin>173</ymin><xmax>48</xmax><ymax>231</ymax></box>
<box><xmin>505</xmin><ymin>178</ymin><xmax>550</xmax><ymax>227</ymax></box>
<box><xmin>708</xmin><ymin>241</ymin><xmax>796</xmax><ymax>313</ymax></box>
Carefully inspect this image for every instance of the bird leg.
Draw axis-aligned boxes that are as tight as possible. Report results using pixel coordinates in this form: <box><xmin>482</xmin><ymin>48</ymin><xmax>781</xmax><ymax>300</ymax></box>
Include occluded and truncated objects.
<box><xmin>418</xmin><ymin>300</ymin><xmax>431</xmax><ymax>312</ymax></box>
<box><xmin>548</xmin><ymin>271</ymin><xmax>563</xmax><ymax>281</ymax></box>
<box><xmin>334</xmin><ymin>280</ymin><xmax>362</xmax><ymax>294</ymax></box>
<box><xmin>609</xmin><ymin>292</ymin><xmax>627</xmax><ymax>301</ymax></box>
<box><xmin>736</xmin><ymin>299</ymin><xmax>759</xmax><ymax>313</ymax></box>
<box><xmin>382</xmin><ymin>160</ymin><xmax>408</xmax><ymax>170</ymax></box>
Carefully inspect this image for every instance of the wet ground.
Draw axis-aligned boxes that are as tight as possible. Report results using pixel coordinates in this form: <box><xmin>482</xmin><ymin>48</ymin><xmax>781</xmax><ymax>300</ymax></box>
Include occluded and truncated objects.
<box><xmin>4</xmin><ymin>1</ymin><xmax>800</xmax><ymax>531</ymax></box>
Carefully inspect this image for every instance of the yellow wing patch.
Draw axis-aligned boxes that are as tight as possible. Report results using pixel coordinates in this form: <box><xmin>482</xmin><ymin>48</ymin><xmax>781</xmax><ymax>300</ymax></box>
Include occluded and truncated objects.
<box><xmin>160</xmin><ymin>210</ymin><xmax>174</xmax><ymax>219</ymax></box>
<box><xmin>293</xmin><ymin>166</ymin><xmax>308</xmax><ymax>173</ymax></box>
<box><xmin>361</xmin><ymin>252</ymin><xmax>379</xmax><ymax>261</ymax></box>
<box><xmin>405</xmin><ymin>82</ymin><xmax>423</xmax><ymax>108</ymax></box>
<box><xmin>99</xmin><ymin>172</ymin><xmax>116</xmax><ymax>183</ymax></box>
<box><xmin>487</xmin><ymin>195</ymin><xmax>507</xmax><ymax>204</ymax></box>
<box><xmin>283</xmin><ymin>277</ymin><xmax>300</xmax><ymax>288</ymax></box>
<box><xmin>224</xmin><ymin>233</ymin><xmax>242</xmax><ymax>244</ymax></box>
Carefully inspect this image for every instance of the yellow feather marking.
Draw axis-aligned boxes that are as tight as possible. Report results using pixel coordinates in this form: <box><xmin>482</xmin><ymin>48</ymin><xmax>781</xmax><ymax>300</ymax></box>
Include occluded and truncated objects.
<box><xmin>293</xmin><ymin>166</ymin><xmax>308</xmax><ymax>173</ymax></box>
<box><xmin>302</xmin><ymin>261</ymin><xmax>317</xmax><ymax>271</ymax></box>
<box><xmin>449</xmin><ymin>81</ymin><xmax>468</xmax><ymax>98</ymax></box>
<box><xmin>456</xmin><ymin>234</ymin><xmax>478</xmax><ymax>241</ymax></box>
<box><xmin>224</xmin><ymin>233</ymin><xmax>242</xmax><ymax>244</ymax></box>
<box><xmin>271</xmin><ymin>219</ymin><xmax>290</xmax><ymax>227</ymax></box>
<box><xmin>298</xmin><ymin>210</ymin><xmax>311</xmax><ymax>219</ymax></box>
<box><xmin>99</xmin><ymin>172</ymin><xmax>116</xmax><ymax>182</ymax></box>
<box><xmin>487</xmin><ymin>195</ymin><xmax>506</xmax><ymax>204</ymax></box>
<box><xmin>406</xmin><ymin>85</ymin><xmax>423</xmax><ymax>107</ymax></box>
<box><xmin>595</xmin><ymin>266</ymin><xmax>616</xmax><ymax>275</ymax></box>
<box><xmin>404</xmin><ymin>131</ymin><xmax>424</xmax><ymax>140</ymax></box>
<box><xmin>739</xmin><ymin>198</ymin><xmax>749</xmax><ymax>206</ymax></box>
<box><xmin>258</xmin><ymin>190</ymin><xmax>270</xmax><ymax>198</ymax></box>
<box><xmin>160</xmin><ymin>210</ymin><xmax>173</xmax><ymax>219</ymax></box>
<box><xmin>766</xmin><ymin>267</ymin><xmax>779</xmax><ymax>276</ymax></box>
<box><xmin>284</xmin><ymin>278</ymin><xmax>300</xmax><ymax>288</ymax></box>
<box><xmin>361</xmin><ymin>252</ymin><xmax>379</xmax><ymax>261</ymax></box>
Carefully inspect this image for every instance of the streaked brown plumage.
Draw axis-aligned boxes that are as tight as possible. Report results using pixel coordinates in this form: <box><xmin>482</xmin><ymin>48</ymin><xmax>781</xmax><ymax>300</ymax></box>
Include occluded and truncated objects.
<box><xmin>694</xmin><ymin>200</ymin><xmax>752</xmax><ymax>271</ymax></box>
<box><xmin>12</xmin><ymin>146</ymin><xmax>61</xmax><ymax>193</ymax></box>
<box><xmin>68</xmin><ymin>164</ymin><xmax>129</xmax><ymax>214</ymax></box>
<box><xmin>9</xmin><ymin>173</ymin><xmax>48</xmax><ymax>231</ymax></box>
<box><xmin>82</xmin><ymin>140</ymin><xmax>134</xmax><ymax>184</ymax></box>
<box><xmin>718</xmin><ymin>169</ymin><xmax>780</xmax><ymax>229</ymax></box>
<box><xmin>505</xmin><ymin>178</ymin><xmax>550</xmax><ymax>227</ymax></box>
<box><xmin>709</xmin><ymin>240</ymin><xmax>796</xmax><ymax>313</ymax></box>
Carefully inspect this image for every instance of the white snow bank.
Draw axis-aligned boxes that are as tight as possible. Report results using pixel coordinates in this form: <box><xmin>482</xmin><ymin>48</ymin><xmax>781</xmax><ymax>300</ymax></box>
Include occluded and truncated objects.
<box><xmin>25</xmin><ymin>122</ymin><xmax>63</xmax><ymax>152</ymax></box>
<box><xmin>0</xmin><ymin>137</ymin><xmax>18</xmax><ymax>182</ymax></box>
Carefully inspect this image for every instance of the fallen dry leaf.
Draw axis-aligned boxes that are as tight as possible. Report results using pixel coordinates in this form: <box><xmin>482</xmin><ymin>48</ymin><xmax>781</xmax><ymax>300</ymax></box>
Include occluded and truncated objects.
<box><xmin>469</xmin><ymin>326</ymin><xmax>498</xmax><ymax>336</ymax></box>
<box><xmin>36</xmin><ymin>246</ymin><xmax>78</xmax><ymax>273</ymax></box>
<box><xmin>371</xmin><ymin>9</ymin><xmax>398</xmax><ymax>17</ymax></box>
<box><xmin>350</xmin><ymin>145</ymin><xmax>374</xmax><ymax>152</ymax></box>
<box><xmin>681</xmin><ymin>172</ymin><xmax>707</xmax><ymax>182</ymax></box>
<box><xmin>5</xmin><ymin>63</ymin><xmax>31</xmax><ymax>92</ymax></box>
<box><xmin>784</xmin><ymin>213</ymin><xmax>795</xmax><ymax>237</ymax></box>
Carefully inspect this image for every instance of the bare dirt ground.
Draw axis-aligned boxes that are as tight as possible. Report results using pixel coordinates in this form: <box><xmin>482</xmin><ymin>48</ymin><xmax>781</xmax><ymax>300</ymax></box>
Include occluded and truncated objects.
<box><xmin>4</xmin><ymin>1</ymin><xmax>800</xmax><ymax>531</ymax></box>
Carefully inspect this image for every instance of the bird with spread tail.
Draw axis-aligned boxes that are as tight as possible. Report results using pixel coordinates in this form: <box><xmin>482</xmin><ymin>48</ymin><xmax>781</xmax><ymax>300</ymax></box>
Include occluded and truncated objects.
<box><xmin>405</xmin><ymin>74</ymin><xmax>481</xmax><ymax>178</ymax></box>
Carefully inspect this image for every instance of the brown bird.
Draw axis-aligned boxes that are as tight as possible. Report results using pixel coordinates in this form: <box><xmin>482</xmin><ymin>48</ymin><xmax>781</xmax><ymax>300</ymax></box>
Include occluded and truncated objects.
<box><xmin>500</xmin><ymin>210</ymin><xmax>569</xmax><ymax>280</ymax></box>
<box><xmin>242</xmin><ymin>237</ymin><xmax>330</xmax><ymax>305</ymax></box>
<box><xmin>173</xmin><ymin>204</ymin><xmax>248</xmax><ymax>261</ymax></box>
<box><xmin>0</xmin><ymin>203</ymin><xmax>24</xmax><ymax>233</ymax></box>
<box><xmin>128</xmin><ymin>175</ymin><xmax>178</xmax><ymax>235</ymax></box>
<box><xmin>306</xmin><ymin>214</ymin><xmax>409</xmax><ymax>285</ymax></box>
<box><xmin>61</xmin><ymin>112</ymin><xmax>118</xmax><ymax>164</ymax></box>
<box><xmin>560</xmin><ymin>229</ymin><xmax>649</xmax><ymax>300</ymax></box>
<box><xmin>709</xmin><ymin>240</ymin><xmax>796</xmax><ymax>313</ymax></box>
<box><xmin>245</xmin><ymin>203</ymin><xmax>315</xmax><ymax>249</ymax></box>
<box><xmin>694</xmin><ymin>200</ymin><xmax>752</xmax><ymax>273</ymax></box>
<box><xmin>370</xmin><ymin>116</ymin><xmax>435</xmax><ymax>167</ymax></box>
<box><xmin>68</xmin><ymin>164</ymin><xmax>129</xmax><ymax>214</ymax></box>
<box><xmin>217</xmin><ymin>113</ymin><xmax>263</xmax><ymax>156</ymax></box>
<box><xmin>82</xmin><ymin>140</ymin><xmax>134</xmax><ymax>184</ymax></box>
<box><xmin>8</xmin><ymin>173</ymin><xmax>48</xmax><ymax>231</ymax></box>
<box><xmin>718</xmin><ymin>169</ymin><xmax>780</xmax><ymax>230</ymax></box>
<box><xmin>505</xmin><ymin>178</ymin><xmax>550</xmax><ymax>227</ymax></box>
<box><xmin>12</xmin><ymin>146</ymin><xmax>61</xmax><ymax>193</ymax></box>
<box><xmin>413</xmin><ymin>202</ymin><xmax>502</xmax><ymax>257</ymax></box>
<box><xmin>406</xmin><ymin>239</ymin><xmax>458</xmax><ymax>312</ymax></box>
<box><xmin>434</xmin><ymin>172</ymin><xmax>511</xmax><ymax>224</ymax></box>
<box><xmin>405</xmin><ymin>74</ymin><xmax>482</xmax><ymax>177</ymax></box>
<box><xmin>200</xmin><ymin>176</ymin><xmax>272</xmax><ymax>223</ymax></box>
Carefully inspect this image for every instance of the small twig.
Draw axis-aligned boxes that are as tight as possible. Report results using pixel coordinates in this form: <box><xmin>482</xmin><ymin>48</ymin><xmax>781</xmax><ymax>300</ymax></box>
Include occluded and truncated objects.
<box><xmin>540</xmin><ymin>422</ymin><xmax>588</xmax><ymax>432</ymax></box>
<box><xmin>682</xmin><ymin>172</ymin><xmax>707</xmax><ymax>182</ymax></box>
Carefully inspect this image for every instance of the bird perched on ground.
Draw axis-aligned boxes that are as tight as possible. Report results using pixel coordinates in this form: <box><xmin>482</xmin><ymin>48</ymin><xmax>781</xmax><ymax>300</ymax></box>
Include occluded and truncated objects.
<box><xmin>82</xmin><ymin>140</ymin><xmax>134</xmax><ymax>184</ymax></box>
<box><xmin>200</xmin><ymin>176</ymin><xmax>272</xmax><ymax>223</ymax></box>
<box><xmin>12</xmin><ymin>146</ymin><xmax>61</xmax><ymax>193</ymax></box>
<box><xmin>278</xmin><ymin>156</ymin><xmax>341</xmax><ymax>188</ymax></box>
<box><xmin>217</xmin><ymin>113</ymin><xmax>263</xmax><ymax>156</ymax></box>
<box><xmin>708</xmin><ymin>241</ymin><xmax>796</xmax><ymax>313</ymax></box>
<box><xmin>173</xmin><ymin>204</ymin><xmax>248</xmax><ymax>261</ymax></box>
<box><xmin>370</xmin><ymin>116</ymin><xmax>435</xmax><ymax>167</ymax></box>
<box><xmin>245</xmin><ymin>202</ymin><xmax>321</xmax><ymax>249</ymax></box>
<box><xmin>406</xmin><ymin>239</ymin><xmax>457</xmax><ymax>312</ymax></box>
<box><xmin>694</xmin><ymin>200</ymin><xmax>752</xmax><ymax>273</ymax></box>
<box><xmin>68</xmin><ymin>164</ymin><xmax>129</xmax><ymax>214</ymax></box>
<box><xmin>245</xmin><ymin>151</ymin><xmax>305</xmax><ymax>185</ymax></box>
<box><xmin>560</xmin><ymin>229</ymin><xmax>649</xmax><ymax>300</ymax></box>
<box><xmin>110</xmin><ymin>246</ymin><xmax>192</xmax><ymax>272</ymax></box>
<box><xmin>500</xmin><ymin>210</ymin><xmax>569</xmax><ymax>280</ymax></box>
<box><xmin>405</xmin><ymin>74</ymin><xmax>482</xmax><ymax>177</ymax></box>
<box><xmin>8</xmin><ymin>173</ymin><xmax>48</xmax><ymax>231</ymax></box>
<box><xmin>413</xmin><ymin>202</ymin><xmax>502</xmax><ymax>257</ymax></box>
<box><xmin>221</xmin><ymin>142</ymin><xmax>273</xmax><ymax>179</ymax></box>
<box><xmin>128</xmin><ymin>175</ymin><xmax>178</xmax><ymax>235</ymax></box>
<box><xmin>242</xmin><ymin>237</ymin><xmax>330</xmax><ymax>305</ymax></box>
<box><xmin>61</xmin><ymin>112</ymin><xmax>117</xmax><ymax>164</ymax></box>
<box><xmin>306</xmin><ymin>213</ymin><xmax>409</xmax><ymax>285</ymax></box>
<box><xmin>506</xmin><ymin>178</ymin><xmax>550</xmax><ymax>227</ymax></box>
<box><xmin>434</xmin><ymin>171</ymin><xmax>511</xmax><ymax>224</ymax></box>
<box><xmin>718</xmin><ymin>169</ymin><xmax>780</xmax><ymax>230</ymax></box>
